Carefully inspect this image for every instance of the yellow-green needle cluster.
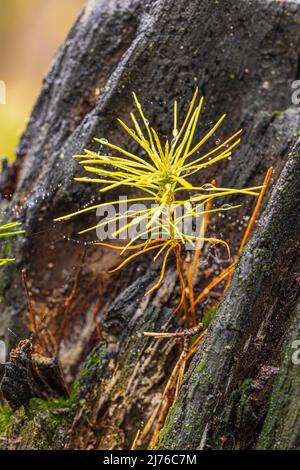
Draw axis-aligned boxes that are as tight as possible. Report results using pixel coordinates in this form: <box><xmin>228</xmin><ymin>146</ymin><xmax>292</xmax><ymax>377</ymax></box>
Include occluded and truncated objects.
<box><xmin>0</xmin><ymin>221</ymin><xmax>25</xmax><ymax>266</ymax></box>
<box><xmin>55</xmin><ymin>89</ymin><xmax>264</xmax><ymax>262</ymax></box>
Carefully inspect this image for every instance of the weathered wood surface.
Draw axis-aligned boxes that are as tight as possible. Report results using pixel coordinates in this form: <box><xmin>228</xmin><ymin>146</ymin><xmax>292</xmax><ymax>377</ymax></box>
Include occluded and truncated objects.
<box><xmin>257</xmin><ymin>295</ymin><xmax>300</xmax><ymax>450</ymax></box>
<box><xmin>1</xmin><ymin>0</ymin><xmax>300</xmax><ymax>449</ymax></box>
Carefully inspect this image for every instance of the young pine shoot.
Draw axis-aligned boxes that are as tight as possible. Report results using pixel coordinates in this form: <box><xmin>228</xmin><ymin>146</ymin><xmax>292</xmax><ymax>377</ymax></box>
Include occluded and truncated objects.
<box><xmin>0</xmin><ymin>221</ymin><xmax>25</xmax><ymax>266</ymax></box>
<box><xmin>54</xmin><ymin>89</ymin><xmax>266</xmax><ymax>324</ymax></box>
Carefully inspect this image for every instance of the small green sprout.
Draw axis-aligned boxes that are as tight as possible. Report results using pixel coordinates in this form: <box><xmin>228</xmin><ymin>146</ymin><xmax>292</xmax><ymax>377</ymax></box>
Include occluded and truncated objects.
<box><xmin>0</xmin><ymin>221</ymin><xmax>25</xmax><ymax>266</ymax></box>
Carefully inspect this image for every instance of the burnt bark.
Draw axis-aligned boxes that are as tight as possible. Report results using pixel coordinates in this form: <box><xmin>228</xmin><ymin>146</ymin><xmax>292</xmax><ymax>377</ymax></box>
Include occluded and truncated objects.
<box><xmin>1</xmin><ymin>0</ymin><xmax>300</xmax><ymax>450</ymax></box>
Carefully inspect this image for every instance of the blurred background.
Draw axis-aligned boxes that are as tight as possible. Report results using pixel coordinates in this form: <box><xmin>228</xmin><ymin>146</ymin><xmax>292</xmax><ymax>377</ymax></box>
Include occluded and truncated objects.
<box><xmin>0</xmin><ymin>0</ymin><xmax>85</xmax><ymax>161</ymax></box>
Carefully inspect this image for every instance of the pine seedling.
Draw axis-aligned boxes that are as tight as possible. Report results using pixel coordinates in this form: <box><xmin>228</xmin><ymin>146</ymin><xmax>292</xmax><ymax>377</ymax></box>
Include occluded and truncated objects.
<box><xmin>54</xmin><ymin>89</ymin><xmax>265</xmax><ymax>323</ymax></box>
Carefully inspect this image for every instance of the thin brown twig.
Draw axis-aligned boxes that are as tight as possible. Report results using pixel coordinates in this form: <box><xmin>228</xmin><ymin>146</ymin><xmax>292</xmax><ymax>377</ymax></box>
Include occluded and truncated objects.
<box><xmin>239</xmin><ymin>167</ymin><xmax>273</xmax><ymax>255</ymax></box>
<box><xmin>57</xmin><ymin>249</ymin><xmax>86</xmax><ymax>352</ymax></box>
<box><xmin>186</xmin><ymin>328</ymin><xmax>208</xmax><ymax>361</ymax></box>
<box><xmin>141</xmin><ymin>351</ymin><xmax>184</xmax><ymax>443</ymax></box>
<box><xmin>174</xmin><ymin>244</ymin><xmax>189</xmax><ymax>325</ymax></box>
<box><xmin>138</xmin><ymin>324</ymin><xmax>208</xmax><ymax>450</ymax></box>
<box><xmin>92</xmin><ymin>293</ymin><xmax>103</xmax><ymax>341</ymax></box>
<box><xmin>194</xmin><ymin>260</ymin><xmax>237</xmax><ymax>306</ymax></box>
<box><xmin>144</xmin><ymin>328</ymin><xmax>207</xmax><ymax>449</ymax></box>
<box><xmin>222</xmin><ymin>166</ymin><xmax>273</xmax><ymax>295</ymax></box>
<box><xmin>91</xmin><ymin>278</ymin><xmax>106</xmax><ymax>341</ymax></box>
<box><xmin>21</xmin><ymin>269</ymin><xmax>42</xmax><ymax>347</ymax></box>
<box><xmin>35</xmin><ymin>309</ymin><xmax>58</xmax><ymax>356</ymax></box>
<box><xmin>144</xmin><ymin>321</ymin><xmax>203</xmax><ymax>338</ymax></box>
<box><xmin>149</xmin><ymin>394</ymin><xmax>172</xmax><ymax>448</ymax></box>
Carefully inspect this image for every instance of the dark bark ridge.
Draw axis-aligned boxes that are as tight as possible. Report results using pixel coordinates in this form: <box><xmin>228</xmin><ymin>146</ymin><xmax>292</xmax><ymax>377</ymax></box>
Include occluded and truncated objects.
<box><xmin>257</xmin><ymin>296</ymin><xmax>300</xmax><ymax>450</ymax></box>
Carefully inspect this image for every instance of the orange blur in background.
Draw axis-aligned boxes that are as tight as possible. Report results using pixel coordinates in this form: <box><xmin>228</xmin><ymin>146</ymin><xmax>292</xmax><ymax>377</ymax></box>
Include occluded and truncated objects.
<box><xmin>0</xmin><ymin>0</ymin><xmax>85</xmax><ymax>161</ymax></box>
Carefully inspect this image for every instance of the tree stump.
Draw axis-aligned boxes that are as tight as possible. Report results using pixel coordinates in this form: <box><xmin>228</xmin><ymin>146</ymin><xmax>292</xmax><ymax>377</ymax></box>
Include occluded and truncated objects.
<box><xmin>1</xmin><ymin>0</ymin><xmax>300</xmax><ymax>450</ymax></box>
